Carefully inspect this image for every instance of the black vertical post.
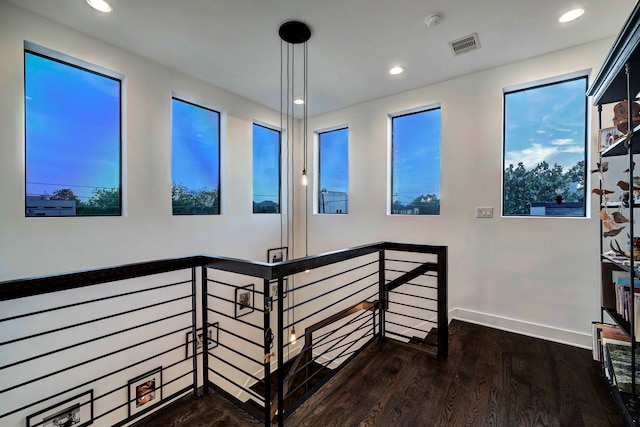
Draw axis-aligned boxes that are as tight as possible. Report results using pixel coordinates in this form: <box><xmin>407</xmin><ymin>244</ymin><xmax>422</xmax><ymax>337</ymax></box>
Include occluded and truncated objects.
<box><xmin>378</xmin><ymin>249</ymin><xmax>386</xmax><ymax>341</ymax></box>
<box><xmin>305</xmin><ymin>334</ymin><xmax>313</xmax><ymax>393</ymax></box>
<box><xmin>201</xmin><ymin>265</ymin><xmax>210</xmax><ymax>395</ymax></box>
<box><xmin>263</xmin><ymin>278</ymin><xmax>272</xmax><ymax>427</ymax></box>
<box><xmin>598</xmin><ymin>103</ymin><xmax>604</xmax><ymax>325</ymax></box>
<box><xmin>190</xmin><ymin>267</ymin><xmax>199</xmax><ymax>399</ymax></box>
<box><xmin>437</xmin><ymin>247</ymin><xmax>448</xmax><ymax>359</ymax></box>
<box><xmin>625</xmin><ymin>62</ymin><xmax>637</xmax><ymax>406</ymax></box>
<box><xmin>277</xmin><ymin>277</ymin><xmax>284</xmax><ymax>427</ymax></box>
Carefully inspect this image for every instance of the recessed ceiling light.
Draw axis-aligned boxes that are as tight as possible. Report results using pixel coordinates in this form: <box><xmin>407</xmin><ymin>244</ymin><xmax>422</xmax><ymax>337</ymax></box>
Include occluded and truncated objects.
<box><xmin>87</xmin><ymin>0</ymin><xmax>112</xmax><ymax>13</ymax></box>
<box><xmin>559</xmin><ymin>8</ymin><xmax>585</xmax><ymax>23</ymax></box>
<box><xmin>389</xmin><ymin>66</ymin><xmax>404</xmax><ymax>75</ymax></box>
<box><xmin>294</xmin><ymin>99</ymin><xmax>304</xmax><ymax>105</ymax></box>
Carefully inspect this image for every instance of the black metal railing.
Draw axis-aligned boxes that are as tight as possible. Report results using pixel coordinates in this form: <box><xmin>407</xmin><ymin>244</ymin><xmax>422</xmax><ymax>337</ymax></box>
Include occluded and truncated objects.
<box><xmin>0</xmin><ymin>242</ymin><xmax>447</xmax><ymax>427</ymax></box>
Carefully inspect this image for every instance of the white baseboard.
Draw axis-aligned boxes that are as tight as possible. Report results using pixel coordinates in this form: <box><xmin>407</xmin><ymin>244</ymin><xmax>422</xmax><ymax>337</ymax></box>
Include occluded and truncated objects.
<box><xmin>451</xmin><ymin>307</ymin><xmax>591</xmax><ymax>349</ymax></box>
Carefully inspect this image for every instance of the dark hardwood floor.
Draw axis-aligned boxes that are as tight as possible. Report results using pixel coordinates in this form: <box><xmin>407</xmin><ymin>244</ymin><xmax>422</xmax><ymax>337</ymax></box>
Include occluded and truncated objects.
<box><xmin>132</xmin><ymin>320</ymin><xmax>626</xmax><ymax>426</ymax></box>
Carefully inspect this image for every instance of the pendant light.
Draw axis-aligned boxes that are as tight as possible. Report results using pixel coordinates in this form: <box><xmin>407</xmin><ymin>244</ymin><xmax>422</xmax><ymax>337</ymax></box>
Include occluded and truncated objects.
<box><xmin>280</xmin><ymin>20</ymin><xmax>311</xmax><ymax>349</ymax></box>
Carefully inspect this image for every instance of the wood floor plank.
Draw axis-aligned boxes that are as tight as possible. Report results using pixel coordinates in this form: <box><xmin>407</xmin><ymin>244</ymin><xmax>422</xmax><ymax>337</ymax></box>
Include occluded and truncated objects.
<box><xmin>133</xmin><ymin>320</ymin><xmax>627</xmax><ymax>427</ymax></box>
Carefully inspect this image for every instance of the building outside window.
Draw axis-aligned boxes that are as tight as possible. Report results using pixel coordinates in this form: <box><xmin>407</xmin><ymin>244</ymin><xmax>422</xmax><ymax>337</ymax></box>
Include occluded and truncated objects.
<box><xmin>390</xmin><ymin>107</ymin><xmax>441</xmax><ymax>215</ymax></box>
<box><xmin>503</xmin><ymin>74</ymin><xmax>587</xmax><ymax>217</ymax></box>
<box><xmin>24</xmin><ymin>43</ymin><xmax>122</xmax><ymax>217</ymax></box>
<box><xmin>318</xmin><ymin>127</ymin><xmax>349</xmax><ymax>214</ymax></box>
<box><xmin>171</xmin><ymin>97</ymin><xmax>221</xmax><ymax>215</ymax></box>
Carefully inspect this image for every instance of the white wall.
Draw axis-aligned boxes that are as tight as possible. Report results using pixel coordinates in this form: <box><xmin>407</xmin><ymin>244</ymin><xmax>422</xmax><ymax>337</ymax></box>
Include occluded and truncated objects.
<box><xmin>0</xmin><ymin>2</ymin><xmax>286</xmax><ymax>280</ymax></box>
<box><xmin>0</xmin><ymin>1</ymin><xmax>613</xmax><ymax>348</ymax></box>
<box><xmin>301</xmin><ymin>39</ymin><xmax>614</xmax><ymax>348</ymax></box>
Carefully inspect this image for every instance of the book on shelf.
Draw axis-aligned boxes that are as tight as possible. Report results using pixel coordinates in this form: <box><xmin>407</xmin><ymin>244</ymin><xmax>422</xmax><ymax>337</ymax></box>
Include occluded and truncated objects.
<box><xmin>592</xmin><ymin>322</ymin><xmax>627</xmax><ymax>362</ymax></box>
<box><xmin>605</xmin><ymin>342</ymin><xmax>640</xmax><ymax>394</ymax></box>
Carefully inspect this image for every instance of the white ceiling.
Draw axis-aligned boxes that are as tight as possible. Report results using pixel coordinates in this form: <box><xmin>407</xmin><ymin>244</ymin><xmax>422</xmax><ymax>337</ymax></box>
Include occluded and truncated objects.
<box><xmin>5</xmin><ymin>0</ymin><xmax>636</xmax><ymax>116</ymax></box>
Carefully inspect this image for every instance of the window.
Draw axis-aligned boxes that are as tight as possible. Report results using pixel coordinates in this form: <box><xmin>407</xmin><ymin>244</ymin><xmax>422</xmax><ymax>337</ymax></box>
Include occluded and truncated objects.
<box><xmin>390</xmin><ymin>107</ymin><xmax>441</xmax><ymax>215</ymax></box>
<box><xmin>25</xmin><ymin>44</ymin><xmax>122</xmax><ymax>216</ymax></box>
<box><xmin>503</xmin><ymin>74</ymin><xmax>587</xmax><ymax>217</ymax></box>
<box><xmin>253</xmin><ymin>123</ymin><xmax>281</xmax><ymax>213</ymax></box>
<box><xmin>318</xmin><ymin>127</ymin><xmax>349</xmax><ymax>214</ymax></box>
<box><xmin>171</xmin><ymin>97</ymin><xmax>220</xmax><ymax>215</ymax></box>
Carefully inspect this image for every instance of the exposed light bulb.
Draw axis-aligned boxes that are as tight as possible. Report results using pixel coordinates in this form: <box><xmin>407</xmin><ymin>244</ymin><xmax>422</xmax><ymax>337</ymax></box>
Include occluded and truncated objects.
<box><xmin>87</xmin><ymin>0</ymin><xmax>112</xmax><ymax>13</ymax></box>
<box><xmin>290</xmin><ymin>327</ymin><xmax>297</xmax><ymax>345</ymax></box>
<box><xmin>389</xmin><ymin>66</ymin><xmax>404</xmax><ymax>75</ymax></box>
<box><xmin>301</xmin><ymin>169</ymin><xmax>308</xmax><ymax>186</ymax></box>
<box><xmin>294</xmin><ymin>99</ymin><xmax>305</xmax><ymax>105</ymax></box>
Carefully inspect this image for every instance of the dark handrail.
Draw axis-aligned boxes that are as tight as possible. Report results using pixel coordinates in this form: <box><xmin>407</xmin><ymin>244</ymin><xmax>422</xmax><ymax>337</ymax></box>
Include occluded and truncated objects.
<box><xmin>0</xmin><ymin>242</ymin><xmax>447</xmax><ymax>302</ymax></box>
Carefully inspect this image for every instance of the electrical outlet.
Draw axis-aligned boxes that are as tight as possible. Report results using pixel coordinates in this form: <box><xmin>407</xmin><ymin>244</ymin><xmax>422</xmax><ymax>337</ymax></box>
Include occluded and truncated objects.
<box><xmin>476</xmin><ymin>207</ymin><xmax>493</xmax><ymax>218</ymax></box>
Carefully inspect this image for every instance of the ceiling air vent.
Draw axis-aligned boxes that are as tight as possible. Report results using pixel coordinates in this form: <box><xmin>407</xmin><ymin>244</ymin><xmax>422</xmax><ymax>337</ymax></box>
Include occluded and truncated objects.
<box><xmin>449</xmin><ymin>33</ymin><xmax>480</xmax><ymax>55</ymax></box>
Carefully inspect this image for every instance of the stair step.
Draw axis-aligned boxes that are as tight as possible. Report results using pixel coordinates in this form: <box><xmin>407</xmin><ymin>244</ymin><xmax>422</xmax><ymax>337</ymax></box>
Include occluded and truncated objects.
<box><xmin>409</xmin><ymin>328</ymin><xmax>438</xmax><ymax>348</ymax></box>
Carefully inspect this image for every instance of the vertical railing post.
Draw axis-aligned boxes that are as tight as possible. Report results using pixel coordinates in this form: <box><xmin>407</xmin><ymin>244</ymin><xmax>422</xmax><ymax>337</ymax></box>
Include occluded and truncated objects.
<box><xmin>305</xmin><ymin>334</ymin><xmax>313</xmax><ymax>393</ymax></box>
<box><xmin>436</xmin><ymin>247</ymin><xmax>448</xmax><ymax>359</ymax></box>
<box><xmin>190</xmin><ymin>267</ymin><xmax>199</xmax><ymax>399</ymax></box>
<box><xmin>378</xmin><ymin>249</ymin><xmax>386</xmax><ymax>341</ymax></box>
<box><xmin>263</xmin><ymin>278</ymin><xmax>272</xmax><ymax>427</ymax></box>
<box><xmin>201</xmin><ymin>265</ymin><xmax>210</xmax><ymax>395</ymax></box>
<box><xmin>277</xmin><ymin>276</ymin><xmax>284</xmax><ymax>427</ymax></box>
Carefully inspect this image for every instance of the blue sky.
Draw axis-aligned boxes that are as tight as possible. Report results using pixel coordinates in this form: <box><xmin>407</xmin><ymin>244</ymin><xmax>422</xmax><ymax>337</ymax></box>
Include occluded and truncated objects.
<box><xmin>172</xmin><ymin>98</ymin><xmax>220</xmax><ymax>192</ymax></box>
<box><xmin>504</xmin><ymin>77</ymin><xmax>586</xmax><ymax>171</ymax></box>
<box><xmin>253</xmin><ymin>124</ymin><xmax>280</xmax><ymax>204</ymax></box>
<box><xmin>319</xmin><ymin>128</ymin><xmax>349</xmax><ymax>193</ymax></box>
<box><xmin>392</xmin><ymin>108</ymin><xmax>441</xmax><ymax>203</ymax></box>
<box><xmin>25</xmin><ymin>52</ymin><xmax>120</xmax><ymax>202</ymax></box>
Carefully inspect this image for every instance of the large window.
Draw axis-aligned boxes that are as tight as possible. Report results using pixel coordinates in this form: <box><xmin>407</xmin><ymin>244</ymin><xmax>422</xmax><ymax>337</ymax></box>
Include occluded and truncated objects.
<box><xmin>503</xmin><ymin>74</ymin><xmax>587</xmax><ymax>217</ymax></box>
<box><xmin>253</xmin><ymin>123</ymin><xmax>281</xmax><ymax>213</ymax></box>
<box><xmin>318</xmin><ymin>127</ymin><xmax>349</xmax><ymax>214</ymax></box>
<box><xmin>390</xmin><ymin>107</ymin><xmax>441</xmax><ymax>215</ymax></box>
<box><xmin>171</xmin><ymin>97</ymin><xmax>220</xmax><ymax>215</ymax></box>
<box><xmin>25</xmin><ymin>44</ymin><xmax>122</xmax><ymax>216</ymax></box>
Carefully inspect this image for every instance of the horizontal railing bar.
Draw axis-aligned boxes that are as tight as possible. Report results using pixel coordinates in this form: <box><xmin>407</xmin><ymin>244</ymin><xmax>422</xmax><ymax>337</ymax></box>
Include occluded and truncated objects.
<box><xmin>389</xmin><ymin>292</ymin><xmax>437</xmax><ymax>305</ymax></box>
<box><xmin>313</xmin><ymin>326</ymin><xmax>372</xmax><ymax>355</ymax></box>
<box><xmin>283</xmin><ymin>260</ymin><xmax>378</xmax><ymax>295</ymax></box>
<box><xmin>305</xmin><ymin>299</ymin><xmax>376</xmax><ymax>334</ymax></box>
<box><xmin>311</xmin><ymin>326</ymin><xmax>373</xmax><ymax>360</ymax></box>
<box><xmin>387</xmin><ymin>280</ymin><xmax>438</xmax><ymax>291</ymax></box>
<box><xmin>283</xmin><ymin>287</ymin><xmax>377</xmax><ymax>333</ymax></box>
<box><xmin>386</xmin><ymin>308</ymin><xmax>436</xmax><ymax>324</ymax></box>
<box><xmin>208</xmin><ymin>352</ymin><xmax>263</xmax><ymax>384</ymax></box>
<box><xmin>211</xmin><ymin>339</ymin><xmax>264</xmax><ymax>366</ymax></box>
<box><xmin>387</xmin><ymin>301</ymin><xmax>438</xmax><ymax>319</ymax></box>
<box><xmin>386</xmin><ymin>262</ymin><xmax>439</xmax><ymax>293</ymax></box>
<box><xmin>384</xmin><ymin>269</ymin><xmax>437</xmax><ymax>281</ymax></box>
<box><xmin>385</xmin><ymin>320</ymin><xmax>434</xmax><ymax>335</ymax></box>
<box><xmin>207</xmin><ymin>366</ymin><xmax>265</xmax><ymax>404</ymax></box>
<box><xmin>0</xmin><ymin>279</ymin><xmax>191</xmax><ymax>323</ymax></box>
<box><xmin>212</xmin><ymin>323</ymin><xmax>262</xmax><ymax>349</ymax></box>
<box><xmin>283</xmin><ymin>272</ymin><xmax>378</xmax><ymax>320</ymax></box>
<box><xmin>94</xmin><ymin>353</ymin><xmax>192</xmax><ymax>403</ymax></box>
<box><xmin>0</xmin><ymin>334</ymin><xmax>186</xmax><ymax>419</ymax></box>
<box><xmin>0</xmin><ymin>294</ymin><xmax>191</xmax><ymax>347</ymax></box>
<box><xmin>0</xmin><ymin>311</ymin><xmax>191</xmax><ymax>371</ymax></box>
<box><xmin>306</xmin><ymin>307</ymin><xmax>376</xmax><ymax>349</ymax></box>
<box><xmin>0</xmin><ymin>323</ymin><xmax>188</xmax><ymax>397</ymax></box>
<box><xmin>206</xmin><ymin>307</ymin><xmax>263</xmax><ymax>333</ymax></box>
<box><xmin>384</xmin><ymin>258</ymin><xmax>424</xmax><ymax>265</ymax></box>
